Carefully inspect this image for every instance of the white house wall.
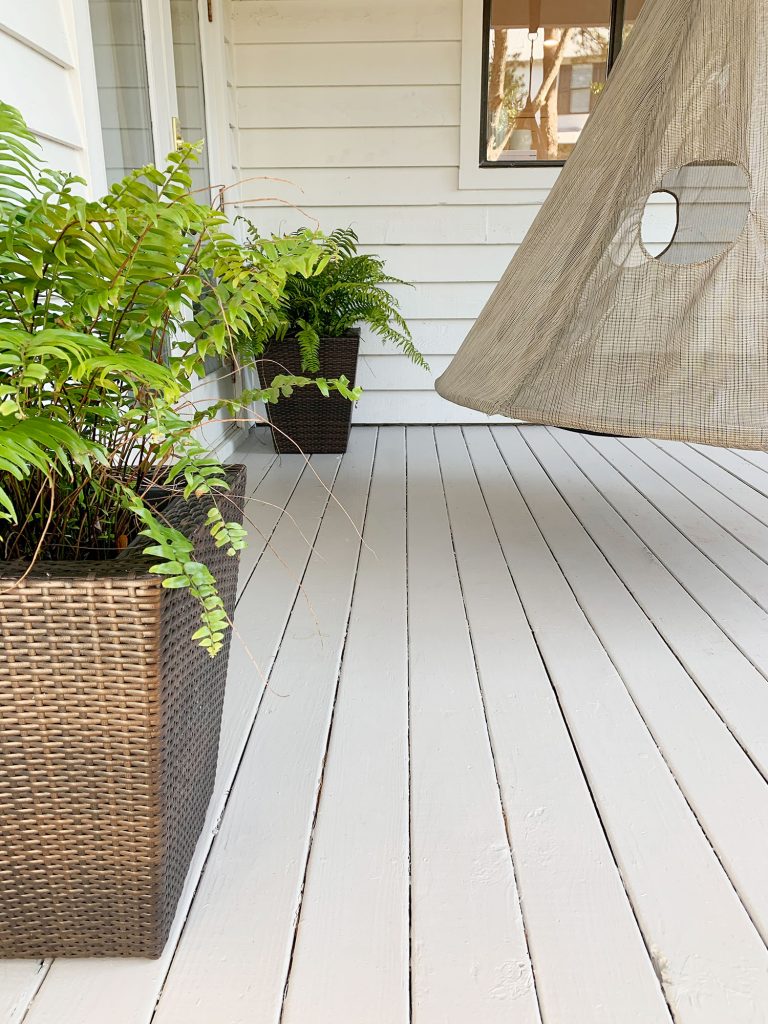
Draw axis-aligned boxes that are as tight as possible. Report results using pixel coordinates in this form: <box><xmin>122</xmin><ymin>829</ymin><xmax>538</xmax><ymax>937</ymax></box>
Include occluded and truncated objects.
<box><xmin>231</xmin><ymin>0</ymin><xmax>551</xmax><ymax>424</ymax></box>
<box><xmin>0</xmin><ymin>1</ymin><xmax>95</xmax><ymax>180</ymax></box>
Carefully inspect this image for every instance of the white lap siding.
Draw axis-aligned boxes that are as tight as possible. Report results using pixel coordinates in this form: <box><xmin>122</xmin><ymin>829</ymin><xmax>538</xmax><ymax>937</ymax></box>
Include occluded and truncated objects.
<box><xmin>231</xmin><ymin>0</ymin><xmax>555</xmax><ymax>424</ymax></box>
<box><xmin>0</xmin><ymin>1</ymin><xmax>98</xmax><ymax>183</ymax></box>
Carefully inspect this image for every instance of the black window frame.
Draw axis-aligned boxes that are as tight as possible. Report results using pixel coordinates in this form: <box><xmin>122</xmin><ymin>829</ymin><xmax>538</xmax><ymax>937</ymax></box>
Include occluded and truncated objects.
<box><xmin>480</xmin><ymin>0</ymin><xmax>629</xmax><ymax>168</ymax></box>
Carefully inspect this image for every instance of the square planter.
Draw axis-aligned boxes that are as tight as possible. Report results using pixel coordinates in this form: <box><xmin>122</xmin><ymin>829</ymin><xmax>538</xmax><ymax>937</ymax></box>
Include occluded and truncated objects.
<box><xmin>256</xmin><ymin>329</ymin><xmax>360</xmax><ymax>454</ymax></box>
<box><xmin>0</xmin><ymin>466</ymin><xmax>246</xmax><ymax>958</ymax></box>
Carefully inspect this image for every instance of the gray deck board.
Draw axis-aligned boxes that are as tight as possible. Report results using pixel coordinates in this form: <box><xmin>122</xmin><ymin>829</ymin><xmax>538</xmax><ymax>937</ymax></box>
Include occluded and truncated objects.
<box><xmin>7</xmin><ymin>426</ymin><xmax>768</xmax><ymax>1024</ymax></box>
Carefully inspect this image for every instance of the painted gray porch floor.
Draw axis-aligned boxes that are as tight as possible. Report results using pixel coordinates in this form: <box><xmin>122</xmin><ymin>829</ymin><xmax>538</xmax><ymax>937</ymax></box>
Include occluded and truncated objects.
<box><xmin>6</xmin><ymin>425</ymin><xmax>768</xmax><ymax>1023</ymax></box>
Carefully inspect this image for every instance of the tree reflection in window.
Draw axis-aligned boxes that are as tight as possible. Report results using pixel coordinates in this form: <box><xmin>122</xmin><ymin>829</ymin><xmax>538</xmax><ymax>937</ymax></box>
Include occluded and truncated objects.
<box><xmin>482</xmin><ymin>0</ymin><xmax>645</xmax><ymax>165</ymax></box>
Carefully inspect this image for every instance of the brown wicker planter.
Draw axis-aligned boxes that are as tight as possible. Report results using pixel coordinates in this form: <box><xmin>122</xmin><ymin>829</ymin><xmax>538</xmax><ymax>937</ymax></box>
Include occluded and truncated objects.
<box><xmin>0</xmin><ymin>466</ymin><xmax>246</xmax><ymax>958</ymax></box>
<box><xmin>256</xmin><ymin>329</ymin><xmax>360</xmax><ymax>454</ymax></box>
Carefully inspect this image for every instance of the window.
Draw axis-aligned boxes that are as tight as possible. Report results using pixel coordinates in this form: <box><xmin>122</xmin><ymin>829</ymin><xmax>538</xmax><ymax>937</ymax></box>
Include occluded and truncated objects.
<box><xmin>170</xmin><ymin>0</ymin><xmax>211</xmax><ymax>199</ymax></box>
<box><xmin>482</xmin><ymin>0</ymin><xmax>645</xmax><ymax>166</ymax></box>
<box><xmin>88</xmin><ymin>0</ymin><xmax>154</xmax><ymax>185</ymax></box>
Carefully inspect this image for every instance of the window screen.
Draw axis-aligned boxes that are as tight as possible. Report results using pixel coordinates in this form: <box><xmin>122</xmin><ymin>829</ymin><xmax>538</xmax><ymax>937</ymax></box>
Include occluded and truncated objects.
<box><xmin>89</xmin><ymin>0</ymin><xmax>154</xmax><ymax>185</ymax></box>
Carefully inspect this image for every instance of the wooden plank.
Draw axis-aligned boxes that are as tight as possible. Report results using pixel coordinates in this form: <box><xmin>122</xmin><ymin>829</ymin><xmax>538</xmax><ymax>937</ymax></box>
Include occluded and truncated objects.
<box><xmin>23</xmin><ymin>452</ymin><xmax>344</xmax><ymax>1024</ymax></box>
<box><xmin>589</xmin><ymin>436</ymin><xmax>768</xmax><ymax>613</ymax></box>
<box><xmin>234</xmin><ymin>453</ymin><xmax>305</xmax><ymax>600</ymax></box>
<box><xmin>280</xmin><ymin>428</ymin><xmax>409</xmax><ymax>1023</ymax></box>
<box><xmin>652</xmin><ymin>440</ymin><xmax>768</xmax><ymax>529</ymax></box>
<box><xmin>246</xmin><ymin>206</ymin><xmax>538</xmax><ymax>246</ymax></box>
<box><xmin>0</xmin><ymin>32</ymin><xmax>81</xmax><ymax>148</ymax></box>
<box><xmin>232</xmin><ymin>0</ymin><xmax>462</xmax><ymax>44</ymax></box>
<box><xmin>362</xmin><ymin>321</ymin><xmax>473</xmax><ymax>356</ymax></box>
<box><xmin>0</xmin><ymin>0</ymin><xmax>73</xmax><ymax>65</ymax></box>
<box><xmin>234</xmin><ymin>167</ymin><xmax>553</xmax><ymax>207</ymax></box>
<box><xmin>730</xmin><ymin>450</ymin><xmax>768</xmax><ymax>473</ymax></box>
<box><xmin>0</xmin><ymin>961</ymin><xmax>49</xmax><ymax>1024</ymax></box>
<box><xmin>516</xmin><ymin>427</ymin><xmax>768</xmax><ymax>946</ymax></box>
<box><xmin>406</xmin><ymin>427</ymin><xmax>540</xmax><ymax>1024</ymax></box>
<box><xmin>689</xmin><ymin>444</ymin><xmax>768</xmax><ymax>499</ymax></box>
<box><xmin>151</xmin><ymin>429</ymin><xmax>377</xmax><ymax>1024</ymax></box>
<box><xmin>352</xmin><ymin>390</ymin><xmax>510</xmax><ymax>425</ymax></box>
<box><xmin>356</xmin><ymin>355</ymin><xmax>445</xmax><ymax>390</ymax></box>
<box><xmin>239</xmin><ymin>126</ymin><xmax>459</xmax><ymax>169</ymax></box>
<box><xmin>360</xmin><ymin>244</ymin><xmax>515</xmax><ymax>283</ymax></box>
<box><xmin>549</xmin><ymin>428</ymin><xmax>768</xmax><ymax>774</ymax></box>
<box><xmin>200</xmin><ymin>455</ymin><xmax>346</xmax><ymax>809</ymax></box>
<box><xmin>618</xmin><ymin>438</ymin><xmax>768</xmax><ymax>564</ymax></box>
<box><xmin>390</xmin><ymin>282</ymin><xmax>494</xmax><ymax>320</ymax></box>
<box><xmin>435</xmin><ymin>427</ymin><xmax>671</xmax><ymax>1024</ymax></box>
<box><xmin>234</xmin><ymin>41</ymin><xmax>461</xmax><ymax>88</ymax></box>
<box><xmin>480</xmin><ymin>426</ymin><xmax>768</xmax><ymax>1023</ymax></box>
<box><xmin>238</xmin><ymin>85</ymin><xmax>461</xmax><ymax>129</ymax></box>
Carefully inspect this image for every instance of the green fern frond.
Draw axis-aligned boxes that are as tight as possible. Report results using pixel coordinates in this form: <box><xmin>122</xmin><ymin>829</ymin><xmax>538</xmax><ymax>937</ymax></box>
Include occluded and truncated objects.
<box><xmin>241</xmin><ymin>223</ymin><xmax>429</xmax><ymax>373</ymax></box>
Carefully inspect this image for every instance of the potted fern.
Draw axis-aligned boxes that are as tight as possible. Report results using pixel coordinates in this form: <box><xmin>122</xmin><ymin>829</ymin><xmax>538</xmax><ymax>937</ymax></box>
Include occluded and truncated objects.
<box><xmin>0</xmin><ymin>103</ymin><xmax>352</xmax><ymax>958</ymax></box>
<box><xmin>244</xmin><ymin>227</ymin><xmax>428</xmax><ymax>453</ymax></box>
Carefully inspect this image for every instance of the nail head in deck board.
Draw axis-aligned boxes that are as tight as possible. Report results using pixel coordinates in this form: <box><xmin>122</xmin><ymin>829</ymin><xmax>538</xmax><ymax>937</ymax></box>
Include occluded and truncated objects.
<box><xmin>554</xmin><ymin>429</ymin><xmax>768</xmax><ymax>681</ymax></box>
<box><xmin>652</xmin><ymin>440</ymin><xmax>768</xmax><ymax>531</ymax></box>
<box><xmin>689</xmin><ymin>445</ymin><xmax>768</xmax><ymax>500</ymax></box>
<box><xmin>619</xmin><ymin>439</ymin><xmax>768</xmax><ymax>562</ymax></box>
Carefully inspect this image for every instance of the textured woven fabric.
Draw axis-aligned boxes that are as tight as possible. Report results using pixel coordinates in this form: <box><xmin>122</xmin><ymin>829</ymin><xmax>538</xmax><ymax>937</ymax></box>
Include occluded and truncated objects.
<box><xmin>436</xmin><ymin>0</ymin><xmax>767</xmax><ymax>448</ymax></box>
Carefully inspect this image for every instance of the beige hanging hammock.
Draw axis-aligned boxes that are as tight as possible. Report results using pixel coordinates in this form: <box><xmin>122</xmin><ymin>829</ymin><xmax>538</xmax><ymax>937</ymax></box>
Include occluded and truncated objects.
<box><xmin>435</xmin><ymin>0</ymin><xmax>766</xmax><ymax>449</ymax></box>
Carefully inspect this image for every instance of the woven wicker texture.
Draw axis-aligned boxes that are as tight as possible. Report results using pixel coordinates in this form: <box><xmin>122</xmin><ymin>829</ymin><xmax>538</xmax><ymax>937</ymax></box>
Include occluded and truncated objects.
<box><xmin>436</xmin><ymin>0</ymin><xmax>768</xmax><ymax>448</ymax></box>
<box><xmin>0</xmin><ymin>467</ymin><xmax>246</xmax><ymax>958</ymax></box>
<box><xmin>257</xmin><ymin>330</ymin><xmax>360</xmax><ymax>454</ymax></box>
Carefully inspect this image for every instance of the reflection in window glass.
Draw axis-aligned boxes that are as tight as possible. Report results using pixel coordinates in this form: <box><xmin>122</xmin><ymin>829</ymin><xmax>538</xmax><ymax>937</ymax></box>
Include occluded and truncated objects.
<box><xmin>170</xmin><ymin>0</ymin><xmax>211</xmax><ymax>199</ymax></box>
<box><xmin>89</xmin><ymin>0</ymin><xmax>154</xmax><ymax>185</ymax></box>
<box><xmin>483</xmin><ymin>0</ymin><xmax>645</xmax><ymax>164</ymax></box>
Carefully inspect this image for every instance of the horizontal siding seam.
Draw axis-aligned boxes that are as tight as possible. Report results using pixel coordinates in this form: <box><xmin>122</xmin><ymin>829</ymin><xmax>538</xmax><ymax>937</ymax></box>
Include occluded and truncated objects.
<box><xmin>0</xmin><ymin>23</ymin><xmax>74</xmax><ymax>69</ymax></box>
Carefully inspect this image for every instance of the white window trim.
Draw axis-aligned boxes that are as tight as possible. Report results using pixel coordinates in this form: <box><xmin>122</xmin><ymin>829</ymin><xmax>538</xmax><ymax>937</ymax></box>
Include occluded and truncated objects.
<box><xmin>72</xmin><ymin>0</ymin><xmax>242</xmax><ymax>450</ymax></box>
<box><xmin>458</xmin><ymin>0</ymin><xmax>561</xmax><ymax>191</ymax></box>
<box><xmin>69</xmin><ymin>0</ymin><xmax>108</xmax><ymax>197</ymax></box>
<box><xmin>196</xmin><ymin>0</ymin><xmax>232</xmax><ymax>196</ymax></box>
<box><xmin>143</xmin><ymin>0</ymin><xmax>178</xmax><ymax>165</ymax></box>
<box><xmin>71</xmin><ymin>0</ymin><xmax>176</xmax><ymax>194</ymax></box>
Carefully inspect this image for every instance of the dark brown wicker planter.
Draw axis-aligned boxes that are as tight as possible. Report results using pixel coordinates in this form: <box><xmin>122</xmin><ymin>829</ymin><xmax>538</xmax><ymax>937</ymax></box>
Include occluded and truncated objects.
<box><xmin>0</xmin><ymin>466</ymin><xmax>246</xmax><ymax>958</ymax></box>
<box><xmin>256</xmin><ymin>329</ymin><xmax>360</xmax><ymax>454</ymax></box>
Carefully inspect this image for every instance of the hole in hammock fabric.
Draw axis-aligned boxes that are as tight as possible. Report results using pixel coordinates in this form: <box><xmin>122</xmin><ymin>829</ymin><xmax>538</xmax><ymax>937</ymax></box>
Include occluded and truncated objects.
<box><xmin>641</xmin><ymin>190</ymin><xmax>678</xmax><ymax>258</ymax></box>
<box><xmin>640</xmin><ymin>163</ymin><xmax>750</xmax><ymax>265</ymax></box>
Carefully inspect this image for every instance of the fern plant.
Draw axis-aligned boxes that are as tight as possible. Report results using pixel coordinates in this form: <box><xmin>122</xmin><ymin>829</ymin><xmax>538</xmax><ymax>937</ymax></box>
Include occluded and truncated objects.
<box><xmin>0</xmin><ymin>101</ymin><xmax>359</xmax><ymax>655</ymax></box>
<box><xmin>242</xmin><ymin>225</ymin><xmax>428</xmax><ymax>373</ymax></box>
